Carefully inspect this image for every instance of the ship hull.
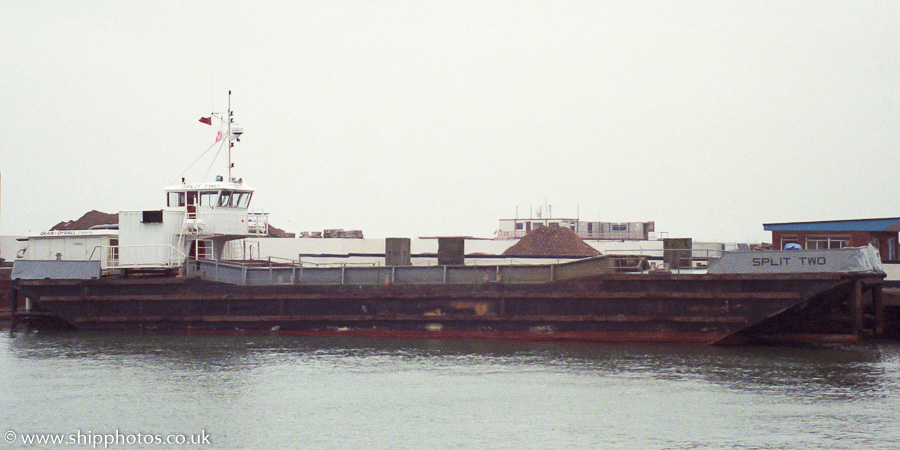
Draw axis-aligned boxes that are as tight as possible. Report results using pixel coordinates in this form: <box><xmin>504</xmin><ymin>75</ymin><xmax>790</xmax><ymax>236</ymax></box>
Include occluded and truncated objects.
<box><xmin>9</xmin><ymin>272</ymin><xmax>885</xmax><ymax>345</ymax></box>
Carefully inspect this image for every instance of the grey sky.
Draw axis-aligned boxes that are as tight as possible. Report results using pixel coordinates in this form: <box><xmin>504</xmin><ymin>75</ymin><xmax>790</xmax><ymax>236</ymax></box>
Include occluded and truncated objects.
<box><xmin>1</xmin><ymin>1</ymin><xmax>898</xmax><ymax>242</ymax></box>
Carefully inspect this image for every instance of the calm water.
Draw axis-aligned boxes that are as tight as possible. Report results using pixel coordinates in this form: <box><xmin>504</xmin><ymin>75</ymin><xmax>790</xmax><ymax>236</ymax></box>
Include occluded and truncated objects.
<box><xmin>1</xmin><ymin>332</ymin><xmax>899</xmax><ymax>449</ymax></box>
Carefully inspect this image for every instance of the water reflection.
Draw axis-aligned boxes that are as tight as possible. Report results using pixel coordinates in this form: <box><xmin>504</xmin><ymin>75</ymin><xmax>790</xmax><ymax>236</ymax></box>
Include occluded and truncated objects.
<box><xmin>6</xmin><ymin>332</ymin><xmax>898</xmax><ymax>397</ymax></box>
<box><xmin>3</xmin><ymin>332</ymin><xmax>900</xmax><ymax>448</ymax></box>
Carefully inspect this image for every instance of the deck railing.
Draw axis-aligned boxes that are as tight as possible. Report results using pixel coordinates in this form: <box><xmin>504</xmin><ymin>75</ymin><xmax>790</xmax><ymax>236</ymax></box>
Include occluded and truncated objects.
<box><xmin>187</xmin><ymin>256</ymin><xmax>616</xmax><ymax>286</ymax></box>
<box><xmin>88</xmin><ymin>244</ymin><xmax>186</xmax><ymax>269</ymax></box>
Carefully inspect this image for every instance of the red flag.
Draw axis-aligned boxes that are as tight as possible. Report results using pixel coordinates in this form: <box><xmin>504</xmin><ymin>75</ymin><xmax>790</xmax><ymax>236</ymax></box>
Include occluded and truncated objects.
<box><xmin>215</xmin><ymin>131</ymin><xmax>223</xmax><ymax>142</ymax></box>
<box><xmin>199</xmin><ymin>117</ymin><xmax>212</xmax><ymax>125</ymax></box>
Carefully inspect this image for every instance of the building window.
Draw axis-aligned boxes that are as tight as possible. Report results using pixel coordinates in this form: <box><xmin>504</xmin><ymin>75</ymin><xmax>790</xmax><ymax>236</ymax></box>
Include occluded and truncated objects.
<box><xmin>780</xmin><ymin>235</ymin><xmax>799</xmax><ymax>249</ymax></box>
<box><xmin>806</xmin><ymin>236</ymin><xmax>848</xmax><ymax>250</ymax></box>
<box><xmin>612</xmin><ymin>224</ymin><xmax>627</xmax><ymax>232</ymax></box>
<box><xmin>889</xmin><ymin>238</ymin><xmax>897</xmax><ymax>260</ymax></box>
<box><xmin>515</xmin><ymin>223</ymin><xmax>524</xmax><ymax>230</ymax></box>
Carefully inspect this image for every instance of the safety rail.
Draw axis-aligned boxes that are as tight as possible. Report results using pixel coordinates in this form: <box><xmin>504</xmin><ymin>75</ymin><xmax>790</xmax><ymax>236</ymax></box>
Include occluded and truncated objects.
<box><xmin>247</xmin><ymin>210</ymin><xmax>268</xmax><ymax>236</ymax></box>
<box><xmin>187</xmin><ymin>256</ymin><xmax>616</xmax><ymax>286</ymax></box>
<box><xmin>87</xmin><ymin>244</ymin><xmax>186</xmax><ymax>269</ymax></box>
<box><xmin>177</xmin><ymin>210</ymin><xmax>269</xmax><ymax>237</ymax></box>
<box><xmin>224</xmin><ymin>255</ymin><xmax>382</xmax><ymax>269</ymax></box>
<box><xmin>273</xmin><ymin>256</ymin><xmax>379</xmax><ymax>268</ymax></box>
<box><xmin>591</xmin><ymin>248</ymin><xmax>726</xmax><ymax>259</ymax></box>
<box><xmin>229</xmin><ymin>254</ymin><xmax>580</xmax><ymax>270</ymax></box>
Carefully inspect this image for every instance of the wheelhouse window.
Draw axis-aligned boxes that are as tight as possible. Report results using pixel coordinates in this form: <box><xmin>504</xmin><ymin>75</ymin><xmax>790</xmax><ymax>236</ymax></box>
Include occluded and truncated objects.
<box><xmin>233</xmin><ymin>191</ymin><xmax>252</xmax><ymax>208</ymax></box>
<box><xmin>218</xmin><ymin>190</ymin><xmax>233</xmax><ymax>207</ymax></box>
<box><xmin>612</xmin><ymin>223</ymin><xmax>628</xmax><ymax>232</ymax></box>
<box><xmin>199</xmin><ymin>191</ymin><xmax>218</xmax><ymax>206</ymax></box>
<box><xmin>167</xmin><ymin>192</ymin><xmax>185</xmax><ymax>207</ymax></box>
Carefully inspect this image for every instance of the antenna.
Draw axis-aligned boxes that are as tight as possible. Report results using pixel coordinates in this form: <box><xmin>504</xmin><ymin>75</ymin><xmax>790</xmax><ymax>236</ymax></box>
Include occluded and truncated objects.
<box><xmin>227</xmin><ymin>90</ymin><xmax>232</xmax><ymax>182</ymax></box>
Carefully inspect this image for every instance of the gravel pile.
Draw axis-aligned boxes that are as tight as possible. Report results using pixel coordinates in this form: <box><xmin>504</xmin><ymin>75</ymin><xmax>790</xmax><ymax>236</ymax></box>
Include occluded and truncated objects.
<box><xmin>51</xmin><ymin>210</ymin><xmax>117</xmax><ymax>231</ymax></box>
<box><xmin>502</xmin><ymin>226</ymin><xmax>601</xmax><ymax>257</ymax></box>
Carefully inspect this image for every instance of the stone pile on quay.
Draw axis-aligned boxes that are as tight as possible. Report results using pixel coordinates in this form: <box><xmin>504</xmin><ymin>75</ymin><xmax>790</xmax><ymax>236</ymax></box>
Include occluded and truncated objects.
<box><xmin>501</xmin><ymin>226</ymin><xmax>600</xmax><ymax>257</ymax></box>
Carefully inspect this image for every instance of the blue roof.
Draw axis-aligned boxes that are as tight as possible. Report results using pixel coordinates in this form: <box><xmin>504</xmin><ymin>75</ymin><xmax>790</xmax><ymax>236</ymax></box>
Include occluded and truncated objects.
<box><xmin>764</xmin><ymin>218</ymin><xmax>900</xmax><ymax>232</ymax></box>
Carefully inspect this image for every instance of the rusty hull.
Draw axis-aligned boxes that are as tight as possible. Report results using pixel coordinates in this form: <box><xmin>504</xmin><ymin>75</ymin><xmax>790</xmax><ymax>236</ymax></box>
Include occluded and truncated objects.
<box><xmin>10</xmin><ymin>272</ymin><xmax>885</xmax><ymax>345</ymax></box>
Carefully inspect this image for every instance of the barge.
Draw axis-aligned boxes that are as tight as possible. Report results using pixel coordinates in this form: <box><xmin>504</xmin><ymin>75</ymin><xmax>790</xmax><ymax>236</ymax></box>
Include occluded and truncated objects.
<box><xmin>8</xmin><ymin>263</ymin><xmax>887</xmax><ymax>345</ymax></box>
<box><xmin>7</xmin><ymin>96</ymin><xmax>887</xmax><ymax>345</ymax></box>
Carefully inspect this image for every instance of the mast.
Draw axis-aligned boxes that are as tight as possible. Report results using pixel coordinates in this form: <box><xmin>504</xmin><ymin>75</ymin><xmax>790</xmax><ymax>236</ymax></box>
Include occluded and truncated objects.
<box><xmin>227</xmin><ymin>90</ymin><xmax>233</xmax><ymax>182</ymax></box>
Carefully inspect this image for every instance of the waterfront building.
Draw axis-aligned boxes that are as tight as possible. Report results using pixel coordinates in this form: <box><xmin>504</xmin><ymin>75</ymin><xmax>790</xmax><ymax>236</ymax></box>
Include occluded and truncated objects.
<box><xmin>497</xmin><ymin>218</ymin><xmax>654</xmax><ymax>240</ymax></box>
<box><xmin>764</xmin><ymin>218</ymin><xmax>900</xmax><ymax>260</ymax></box>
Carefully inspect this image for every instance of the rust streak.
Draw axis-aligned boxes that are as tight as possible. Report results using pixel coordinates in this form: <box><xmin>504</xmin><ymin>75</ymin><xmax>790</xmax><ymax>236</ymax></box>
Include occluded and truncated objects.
<box><xmin>38</xmin><ymin>291</ymin><xmax>802</xmax><ymax>302</ymax></box>
<box><xmin>72</xmin><ymin>314</ymin><xmax>750</xmax><ymax>324</ymax></box>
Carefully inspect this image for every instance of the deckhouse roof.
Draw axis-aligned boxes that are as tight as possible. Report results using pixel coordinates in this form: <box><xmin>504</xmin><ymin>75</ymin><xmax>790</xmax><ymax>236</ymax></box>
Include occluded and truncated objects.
<box><xmin>763</xmin><ymin>217</ymin><xmax>900</xmax><ymax>232</ymax></box>
<box><xmin>164</xmin><ymin>181</ymin><xmax>255</xmax><ymax>192</ymax></box>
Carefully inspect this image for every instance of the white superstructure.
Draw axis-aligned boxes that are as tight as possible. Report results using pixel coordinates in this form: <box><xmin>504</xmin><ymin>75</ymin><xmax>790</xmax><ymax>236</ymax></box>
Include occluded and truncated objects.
<box><xmin>16</xmin><ymin>92</ymin><xmax>267</xmax><ymax>275</ymax></box>
<box><xmin>18</xmin><ymin>229</ymin><xmax>119</xmax><ymax>269</ymax></box>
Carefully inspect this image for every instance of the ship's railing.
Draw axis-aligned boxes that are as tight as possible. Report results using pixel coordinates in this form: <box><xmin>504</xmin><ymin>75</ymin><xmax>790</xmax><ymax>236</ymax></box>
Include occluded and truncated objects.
<box><xmin>222</xmin><ymin>246</ymin><xmax>697</xmax><ymax>271</ymax></box>
<box><xmin>236</xmin><ymin>253</ymin><xmax>586</xmax><ymax>270</ymax></box>
<box><xmin>581</xmin><ymin>247</ymin><xmax>726</xmax><ymax>270</ymax></box>
<box><xmin>183</xmin><ymin>210</ymin><xmax>269</xmax><ymax>237</ymax></box>
<box><xmin>247</xmin><ymin>210</ymin><xmax>268</xmax><ymax>236</ymax></box>
<box><xmin>579</xmin><ymin>247</ymin><xmax>726</xmax><ymax>259</ymax></box>
<box><xmin>217</xmin><ymin>254</ymin><xmax>383</xmax><ymax>269</ymax></box>
<box><xmin>89</xmin><ymin>244</ymin><xmax>186</xmax><ymax>269</ymax></box>
<box><xmin>274</xmin><ymin>256</ymin><xmax>382</xmax><ymax>268</ymax></box>
<box><xmin>187</xmin><ymin>256</ymin><xmax>615</xmax><ymax>286</ymax></box>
